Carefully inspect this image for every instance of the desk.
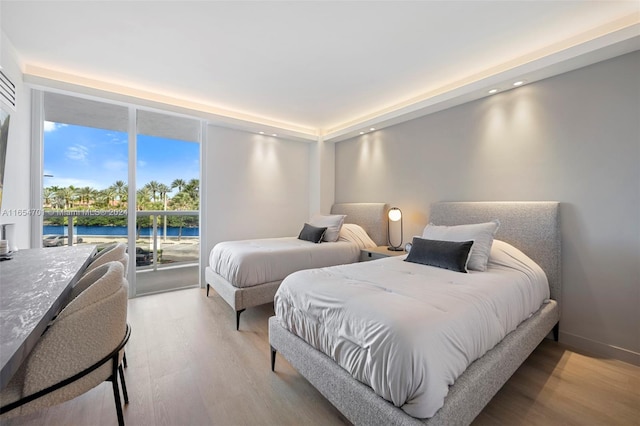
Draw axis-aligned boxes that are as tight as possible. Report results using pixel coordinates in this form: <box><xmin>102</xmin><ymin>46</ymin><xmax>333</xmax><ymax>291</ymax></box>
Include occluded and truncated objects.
<box><xmin>0</xmin><ymin>245</ymin><xmax>96</xmax><ymax>389</ymax></box>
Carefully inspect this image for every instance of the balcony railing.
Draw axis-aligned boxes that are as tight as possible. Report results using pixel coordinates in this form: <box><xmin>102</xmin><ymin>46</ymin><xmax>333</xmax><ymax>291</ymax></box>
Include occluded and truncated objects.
<box><xmin>42</xmin><ymin>210</ymin><xmax>199</xmax><ymax>271</ymax></box>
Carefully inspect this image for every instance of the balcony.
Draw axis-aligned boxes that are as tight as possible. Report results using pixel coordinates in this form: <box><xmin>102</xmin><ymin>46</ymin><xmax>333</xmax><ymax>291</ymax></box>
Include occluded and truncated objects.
<box><xmin>42</xmin><ymin>210</ymin><xmax>199</xmax><ymax>295</ymax></box>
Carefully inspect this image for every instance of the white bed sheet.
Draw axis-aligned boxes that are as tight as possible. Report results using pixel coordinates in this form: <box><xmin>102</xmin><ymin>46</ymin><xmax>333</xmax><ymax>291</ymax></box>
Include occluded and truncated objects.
<box><xmin>274</xmin><ymin>240</ymin><xmax>550</xmax><ymax>418</ymax></box>
<box><xmin>210</xmin><ymin>237</ymin><xmax>362</xmax><ymax>288</ymax></box>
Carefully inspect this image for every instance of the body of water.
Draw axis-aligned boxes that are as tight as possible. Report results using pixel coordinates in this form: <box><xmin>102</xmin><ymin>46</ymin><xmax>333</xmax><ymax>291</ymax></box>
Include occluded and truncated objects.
<box><xmin>43</xmin><ymin>225</ymin><xmax>199</xmax><ymax>237</ymax></box>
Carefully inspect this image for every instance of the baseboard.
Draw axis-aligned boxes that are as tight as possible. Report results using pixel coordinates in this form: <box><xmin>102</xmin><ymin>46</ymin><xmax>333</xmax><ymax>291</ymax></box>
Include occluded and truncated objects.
<box><xmin>559</xmin><ymin>331</ymin><xmax>640</xmax><ymax>366</ymax></box>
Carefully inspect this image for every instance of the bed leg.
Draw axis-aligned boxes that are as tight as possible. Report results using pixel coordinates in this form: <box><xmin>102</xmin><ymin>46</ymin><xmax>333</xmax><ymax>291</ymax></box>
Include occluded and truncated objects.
<box><xmin>553</xmin><ymin>322</ymin><xmax>560</xmax><ymax>342</ymax></box>
<box><xmin>270</xmin><ymin>346</ymin><xmax>276</xmax><ymax>372</ymax></box>
<box><xmin>206</xmin><ymin>284</ymin><xmax>210</xmax><ymax>297</ymax></box>
<box><xmin>236</xmin><ymin>309</ymin><xmax>245</xmax><ymax>331</ymax></box>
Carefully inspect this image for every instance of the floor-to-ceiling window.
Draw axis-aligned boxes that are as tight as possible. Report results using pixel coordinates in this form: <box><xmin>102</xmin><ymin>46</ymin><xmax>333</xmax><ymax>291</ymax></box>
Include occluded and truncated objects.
<box><xmin>39</xmin><ymin>92</ymin><xmax>202</xmax><ymax>296</ymax></box>
<box><xmin>42</xmin><ymin>92</ymin><xmax>129</xmax><ymax>252</ymax></box>
<box><xmin>135</xmin><ymin>110</ymin><xmax>200</xmax><ymax>295</ymax></box>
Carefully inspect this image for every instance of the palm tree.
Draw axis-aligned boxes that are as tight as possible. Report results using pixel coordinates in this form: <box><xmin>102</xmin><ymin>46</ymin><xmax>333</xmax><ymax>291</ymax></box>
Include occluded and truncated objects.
<box><xmin>43</xmin><ymin>187</ymin><xmax>55</xmax><ymax>207</ymax></box>
<box><xmin>119</xmin><ymin>185</ymin><xmax>128</xmax><ymax>206</ymax></box>
<box><xmin>112</xmin><ymin>180</ymin><xmax>127</xmax><ymax>205</ymax></box>
<box><xmin>77</xmin><ymin>186</ymin><xmax>94</xmax><ymax>206</ymax></box>
<box><xmin>158</xmin><ymin>184</ymin><xmax>171</xmax><ymax>203</ymax></box>
<box><xmin>171</xmin><ymin>178</ymin><xmax>186</xmax><ymax>193</ymax></box>
<box><xmin>136</xmin><ymin>188</ymin><xmax>152</xmax><ymax>211</ymax></box>
<box><xmin>99</xmin><ymin>187</ymin><xmax>117</xmax><ymax>207</ymax></box>
<box><xmin>135</xmin><ymin>187</ymin><xmax>155</xmax><ymax>239</ymax></box>
<box><xmin>170</xmin><ymin>192</ymin><xmax>194</xmax><ymax>241</ymax></box>
<box><xmin>57</xmin><ymin>187</ymin><xmax>76</xmax><ymax>209</ymax></box>
<box><xmin>184</xmin><ymin>179</ymin><xmax>199</xmax><ymax>200</ymax></box>
<box><xmin>145</xmin><ymin>181</ymin><xmax>161</xmax><ymax>202</ymax></box>
<box><xmin>50</xmin><ymin>195</ymin><xmax>65</xmax><ymax>209</ymax></box>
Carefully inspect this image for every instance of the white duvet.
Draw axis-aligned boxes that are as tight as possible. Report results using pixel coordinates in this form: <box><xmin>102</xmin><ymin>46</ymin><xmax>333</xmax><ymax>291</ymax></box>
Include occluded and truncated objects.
<box><xmin>274</xmin><ymin>240</ymin><xmax>550</xmax><ymax>418</ymax></box>
<box><xmin>210</xmin><ymin>238</ymin><xmax>363</xmax><ymax>288</ymax></box>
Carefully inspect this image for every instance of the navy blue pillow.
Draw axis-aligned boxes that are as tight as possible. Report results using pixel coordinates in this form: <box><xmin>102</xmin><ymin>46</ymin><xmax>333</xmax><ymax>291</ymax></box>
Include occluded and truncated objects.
<box><xmin>298</xmin><ymin>223</ymin><xmax>327</xmax><ymax>243</ymax></box>
<box><xmin>404</xmin><ymin>237</ymin><xmax>474</xmax><ymax>273</ymax></box>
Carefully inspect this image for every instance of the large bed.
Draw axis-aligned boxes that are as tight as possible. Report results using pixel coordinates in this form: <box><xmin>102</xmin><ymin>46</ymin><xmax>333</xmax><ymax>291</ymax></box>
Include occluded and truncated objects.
<box><xmin>269</xmin><ymin>201</ymin><xmax>560</xmax><ymax>425</ymax></box>
<box><xmin>205</xmin><ymin>203</ymin><xmax>389</xmax><ymax>330</ymax></box>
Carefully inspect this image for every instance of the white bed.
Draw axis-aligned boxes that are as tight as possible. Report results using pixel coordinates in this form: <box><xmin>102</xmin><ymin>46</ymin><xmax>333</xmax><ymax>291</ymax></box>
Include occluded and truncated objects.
<box><xmin>205</xmin><ymin>203</ymin><xmax>389</xmax><ymax>330</ymax></box>
<box><xmin>269</xmin><ymin>201</ymin><xmax>561</xmax><ymax>425</ymax></box>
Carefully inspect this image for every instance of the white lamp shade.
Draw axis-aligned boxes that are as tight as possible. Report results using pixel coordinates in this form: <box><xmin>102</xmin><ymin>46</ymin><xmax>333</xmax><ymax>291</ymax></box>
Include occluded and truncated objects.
<box><xmin>388</xmin><ymin>208</ymin><xmax>402</xmax><ymax>222</ymax></box>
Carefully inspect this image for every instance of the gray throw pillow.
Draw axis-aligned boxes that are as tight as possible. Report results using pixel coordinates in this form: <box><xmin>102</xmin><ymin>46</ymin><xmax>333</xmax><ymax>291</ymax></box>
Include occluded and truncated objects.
<box><xmin>404</xmin><ymin>237</ymin><xmax>474</xmax><ymax>273</ymax></box>
<box><xmin>298</xmin><ymin>223</ymin><xmax>327</xmax><ymax>243</ymax></box>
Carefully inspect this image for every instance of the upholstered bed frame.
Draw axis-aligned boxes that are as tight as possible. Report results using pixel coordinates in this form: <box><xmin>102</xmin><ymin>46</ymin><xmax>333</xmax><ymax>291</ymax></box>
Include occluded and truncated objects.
<box><xmin>269</xmin><ymin>201</ymin><xmax>561</xmax><ymax>425</ymax></box>
<box><xmin>205</xmin><ymin>203</ymin><xmax>389</xmax><ymax>330</ymax></box>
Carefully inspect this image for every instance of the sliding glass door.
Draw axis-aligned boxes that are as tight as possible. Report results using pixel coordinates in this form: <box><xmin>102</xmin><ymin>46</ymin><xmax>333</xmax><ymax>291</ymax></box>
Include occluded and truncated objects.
<box><xmin>39</xmin><ymin>93</ymin><xmax>201</xmax><ymax>296</ymax></box>
<box><xmin>135</xmin><ymin>110</ymin><xmax>200</xmax><ymax>295</ymax></box>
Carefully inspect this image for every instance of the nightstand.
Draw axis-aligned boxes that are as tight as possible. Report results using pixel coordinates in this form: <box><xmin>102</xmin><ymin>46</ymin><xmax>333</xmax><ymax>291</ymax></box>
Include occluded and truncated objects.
<box><xmin>360</xmin><ymin>246</ymin><xmax>406</xmax><ymax>262</ymax></box>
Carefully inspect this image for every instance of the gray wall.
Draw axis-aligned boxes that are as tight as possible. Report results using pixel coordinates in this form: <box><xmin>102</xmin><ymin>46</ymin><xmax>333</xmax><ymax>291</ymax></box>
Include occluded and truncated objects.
<box><xmin>0</xmin><ymin>31</ymin><xmax>31</xmax><ymax>250</ymax></box>
<box><xmin>335</xmin><ymin>51</ymin><xmax>640</xmax><ymax>364</ymax></box>
<box><xmin>205</xmin><ymin>125</ymin><xmax>311</xmax><ymax>249</ymax></box>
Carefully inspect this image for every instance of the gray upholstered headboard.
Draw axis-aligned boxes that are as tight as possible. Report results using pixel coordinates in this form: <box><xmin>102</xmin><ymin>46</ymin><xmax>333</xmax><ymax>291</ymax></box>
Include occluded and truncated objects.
<box><xmin>331</xmin><ymin>203</ymin><xmax>389</xmax><ymax>246</ymax></box>
<box><xmin>429</xmin><ymin>202</ymin><xmax>561</xmax><ymax>304</ymax></box>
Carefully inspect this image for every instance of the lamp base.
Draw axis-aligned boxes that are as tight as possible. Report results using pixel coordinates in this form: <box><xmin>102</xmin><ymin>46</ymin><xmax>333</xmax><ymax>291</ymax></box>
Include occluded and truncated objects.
<box><xmin>387</xmin><ymin>246</ymin><xmax>404</xmax><ymax>252</ymax></box>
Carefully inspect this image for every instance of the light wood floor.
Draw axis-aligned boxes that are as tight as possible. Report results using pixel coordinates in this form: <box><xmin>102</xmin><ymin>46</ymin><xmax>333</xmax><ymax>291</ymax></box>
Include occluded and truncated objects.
<box><xmin>3</xmin><ymin>288</ymin><xmax>639</xmax><ymax>426</ymax></box>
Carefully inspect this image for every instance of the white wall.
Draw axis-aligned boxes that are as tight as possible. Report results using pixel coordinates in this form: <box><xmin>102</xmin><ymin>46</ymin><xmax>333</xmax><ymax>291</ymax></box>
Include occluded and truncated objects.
<box><xmin>0</xmin><ymin>31</ymin><xmax>31</xmax><ymax>249</ymax></box>
<box><xmin>205</xmin><ymin>125</ymin><xmax>311</xmax><ymax>252</ymax></box>
<box><xmin>335</xmin><ymin>51</ymin><xmax>640</xmax><ymax>365</ymax></box>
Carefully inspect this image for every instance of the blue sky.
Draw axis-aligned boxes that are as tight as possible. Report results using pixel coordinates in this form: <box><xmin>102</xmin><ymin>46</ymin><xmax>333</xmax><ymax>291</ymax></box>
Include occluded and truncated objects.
<box><xmin>43</xmin><ymin>122</ymin><xmax>199</xmax><ymax>192</ymax></box>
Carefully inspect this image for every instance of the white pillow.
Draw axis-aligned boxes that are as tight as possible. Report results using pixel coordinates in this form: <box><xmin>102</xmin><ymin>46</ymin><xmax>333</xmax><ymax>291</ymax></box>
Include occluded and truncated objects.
<box><xmin>338</xmin><ymin>223</ymin><xmax>376</xmax><ymax>249</ymax></box>
<box><xmin>309</xmin><ymin>214</ymin><xmax>346</xmax><ymax>242</ymax></box>
<box><xmin>421</xmin><ymin>220</ymin><xmax>500</xmax><ymax>271</ymax></box>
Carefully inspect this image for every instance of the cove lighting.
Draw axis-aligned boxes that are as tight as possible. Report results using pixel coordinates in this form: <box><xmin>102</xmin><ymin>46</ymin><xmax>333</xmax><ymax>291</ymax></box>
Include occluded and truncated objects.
<box><xmin>488</xmin><ymin>89</ymin><xmax>498</xmax><ymax>94</ymax></box>
<box><xmin>513</xmin><ymin>81</ymin><xmax>524</xmax><ymax>86</ymax></box>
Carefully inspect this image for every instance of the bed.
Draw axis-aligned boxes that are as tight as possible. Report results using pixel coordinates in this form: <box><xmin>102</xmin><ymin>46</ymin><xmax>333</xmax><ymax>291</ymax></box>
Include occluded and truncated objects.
<box><xmin>205</xmin><ymin>203</ymin><xmax>389</xmax><ymax>330</ymax></box>
<box><xmin>269</xmin><ymin>201</ymin><xmax>560</xmax><ymax>425</ymax></box>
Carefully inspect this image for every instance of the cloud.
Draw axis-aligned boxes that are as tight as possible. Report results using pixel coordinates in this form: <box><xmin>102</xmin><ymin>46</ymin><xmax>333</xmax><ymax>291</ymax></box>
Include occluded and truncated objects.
<box><xmin>66</xmin><ymin>144</ymin><xmax>89</xmax><ymax>161</ymax></box>
<box><xmin>138</xmin><ymin>160</ymin><xmax>147</xmax><ymax>168</ymax></box>
<box><xmin>103</xmin><ymin>160</ymin><xmax>127</xmax><ymax>171</ymax></box>
<box><xmin>43</xmin><ymin>121</ymin><xmax>67</xmax><ymax>132</ymax></box>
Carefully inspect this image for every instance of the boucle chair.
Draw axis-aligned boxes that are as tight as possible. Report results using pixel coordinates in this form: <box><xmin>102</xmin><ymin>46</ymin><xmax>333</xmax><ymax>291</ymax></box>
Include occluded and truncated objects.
<box><xmin>0</xmin><ymin>261</ymin><xmax>131</xmax><ymax>426</ymax></box>
<box><xmin>84</xmin><ymin>242</ymin><xmax>128</xmax><ymax>276</ymax></box>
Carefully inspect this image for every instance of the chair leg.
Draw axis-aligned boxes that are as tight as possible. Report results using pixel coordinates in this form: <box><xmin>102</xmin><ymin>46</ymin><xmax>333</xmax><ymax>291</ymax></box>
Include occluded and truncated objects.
<box><xmin>111</xmin><ymin>375</ymin><xmax>125</xmax><ymax>426</ymax></box>
<box><xmin>119</xmin><ymin>365</ymin><xmax>129</xmax><ymax>404</ymax></box>
<box><xmin>123</xmin><ymin>352</ymin><xmax>128</xmax><ymax>369</ymax></box>
<box><xmin>206</xmin><ymin>284</ymin><xmax>210</xmax><ymax>297</ymax></box>
<box><xmin>111</xmin><ymin>356</ymin><xmax>125</xmax><ymax>426</ymax></box>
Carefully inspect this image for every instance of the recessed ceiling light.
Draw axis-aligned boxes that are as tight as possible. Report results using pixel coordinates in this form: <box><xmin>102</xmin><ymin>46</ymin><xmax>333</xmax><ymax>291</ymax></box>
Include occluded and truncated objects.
<box><xmin>488</xmin><ymin>89</ymin><xmax>498</xmax><ymax>94</ymax></box>
<box><xmin>259</xmin><ymin>131</ymin><xmax>264</xmax><ymax>134</ymax></box>
<box><xmin>272</xmin><ymin>133</ymin><xmax>277</xmax><ymax>137</ymax></box>
<box><xmin>369</xmin><ymin>127</ymin><xmax>376</xmax><ymax>131</ymax></box>
<box><xmin>359</xmin><ymin>131</ymin><xmax>365</xmax><ymax>135</ymax></box>
<box><xmin>513</xmin><ymin>81</ymin><xmax>524</xmax><ymax>86</ymax></box>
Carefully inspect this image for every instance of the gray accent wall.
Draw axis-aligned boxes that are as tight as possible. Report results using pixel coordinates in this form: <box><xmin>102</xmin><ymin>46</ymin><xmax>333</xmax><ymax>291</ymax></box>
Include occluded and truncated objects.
<box><xmin>335</xmin><ymin>51</ymin><xmax>640</xmax><ymax>364</ymax></box>
<box><xmin>205</xmin><ymin>125</ymin><xmax>311</xmax><ymax>251</ymax></box>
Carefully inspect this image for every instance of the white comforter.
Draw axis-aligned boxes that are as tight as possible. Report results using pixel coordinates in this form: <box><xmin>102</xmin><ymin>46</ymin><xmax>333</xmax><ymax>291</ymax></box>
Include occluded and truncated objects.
<box><xmin>274</xmin><ymin>240</ymin><xmax>550</xmax><ymax>418</ymax></box>
<box><xmin>210</xmin><ymin>238</ymin><xmax>362</xmax><ymax>288</ymax></box>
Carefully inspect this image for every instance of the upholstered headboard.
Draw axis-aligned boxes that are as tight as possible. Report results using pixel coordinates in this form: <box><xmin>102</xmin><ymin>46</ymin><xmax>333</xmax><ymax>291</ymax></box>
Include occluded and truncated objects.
<box><xmin>429</xmin><ymin>202</ymin><xmax>561</xmax><ymax>304</ymax></box>
<box><xmin>331</xmin><ymin>203</ymin><xmax>389</xmax><ymax>246</ymax></box>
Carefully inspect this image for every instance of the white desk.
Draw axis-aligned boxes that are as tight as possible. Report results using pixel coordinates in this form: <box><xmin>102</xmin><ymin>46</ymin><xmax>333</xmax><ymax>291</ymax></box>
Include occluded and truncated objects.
<box><xmin>0</xmin><ymin>245</ymin><xmax>96</xmax><ymax>389</ymax></box>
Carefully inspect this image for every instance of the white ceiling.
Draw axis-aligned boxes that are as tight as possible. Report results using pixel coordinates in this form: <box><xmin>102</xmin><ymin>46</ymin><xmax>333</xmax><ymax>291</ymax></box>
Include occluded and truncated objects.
<box><xmin>1</xmin><ymin>1</ymin><xmax>639</xmax><ymax>138</ymax></box>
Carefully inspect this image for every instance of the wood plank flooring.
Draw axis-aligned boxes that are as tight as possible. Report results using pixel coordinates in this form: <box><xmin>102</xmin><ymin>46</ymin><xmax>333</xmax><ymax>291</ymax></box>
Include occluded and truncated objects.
<box><xmin>3</xmin><ymin>287</ymin><xmax>638</xmax><ymax>426</ymax></box>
